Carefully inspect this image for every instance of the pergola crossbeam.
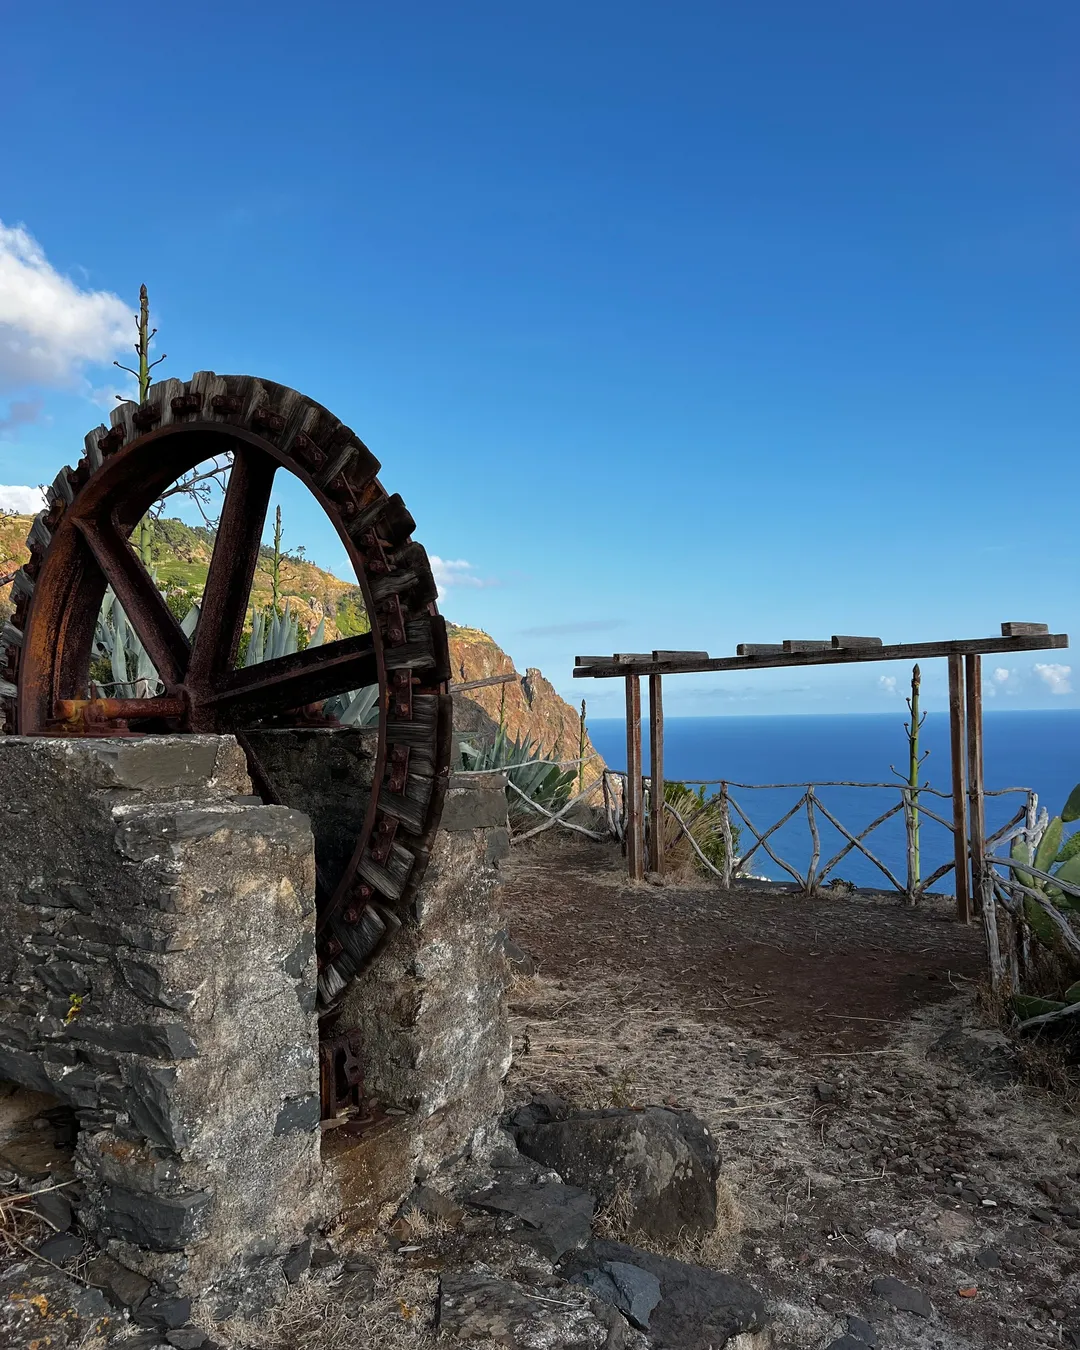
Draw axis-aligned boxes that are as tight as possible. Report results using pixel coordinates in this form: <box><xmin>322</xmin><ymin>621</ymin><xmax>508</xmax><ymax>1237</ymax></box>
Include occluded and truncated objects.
<box><xmin>574</xmin><ymin>631</ymin><xmax>1067</xmax><ymax>678</ymax></box>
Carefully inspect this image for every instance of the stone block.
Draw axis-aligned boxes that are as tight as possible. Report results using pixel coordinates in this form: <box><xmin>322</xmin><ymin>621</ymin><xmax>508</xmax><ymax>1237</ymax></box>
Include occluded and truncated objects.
<box><xmin>440</xmin><ymin>787</ymin><xmax>509</xmax><ymax>832</ymax></box>
<box><xmin>70</xmin><ymin>1021</ymin><xmax>198</xmax><ymax>1061</ymax></box>
<box><xmin>119</xmin><ymin>959</ymin><xmax>193</xmax><ymax>1012</ymax></box>
<box><xmin>83</xmin><ymin>1252</ymin><xmax>152</xmax><ymax>1309</ymax></box>
<box><xmin>124</xmin><ymin>1063</ymin><xmax>188</xmax><ymax>1151</ymax></box>
<box><xmin>0</xmin><ymin>1043</ymin><xmax>55</xmax><ymax>1094</ymax></box>
<box><xmin>273</xmin><ymin>1095</ymin><xmax>320</xmax><ymax>1136</ymax></box>
<box><xmin>97</xmin><ymin>1184</ymin><xmax>212</xmax><ymax>1252</ymax></box>
<box><xmin>134</xmin><ymin>1294</ymin><xmax>193</xmax><ymax>1331</ymax></box>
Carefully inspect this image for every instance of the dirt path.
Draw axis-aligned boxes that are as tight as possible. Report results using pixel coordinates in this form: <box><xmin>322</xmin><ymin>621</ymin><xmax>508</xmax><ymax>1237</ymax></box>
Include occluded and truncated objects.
<box><xmin>500</xmin><ymin>835</ymin><xmax>1080</xmax><ymax>1350</ymax></box>
<box><xmin>505</xmin><ymin>835</ymin><xmax>985</xmax><ymax>1050</ymax></box>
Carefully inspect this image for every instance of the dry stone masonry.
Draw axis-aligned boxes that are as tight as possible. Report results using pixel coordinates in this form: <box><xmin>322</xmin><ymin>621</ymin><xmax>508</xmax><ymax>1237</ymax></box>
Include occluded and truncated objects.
<box><xmin>0</xmin><ymin>733</ymin><xmax>512</xmax><ymax>1319</ymax></box>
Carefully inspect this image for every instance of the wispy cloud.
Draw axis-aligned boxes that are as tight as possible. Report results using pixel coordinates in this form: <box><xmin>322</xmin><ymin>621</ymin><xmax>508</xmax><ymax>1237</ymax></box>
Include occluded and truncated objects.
<box><xmin>0</xmin><ymin>483</ymin><xmax>45</xmax><ymax>513</ymax></box>
<box><xmin>518</xmin><ymin>619</ymin><xmax>624</xmax><ymax>637</ymax></box>
<box><xmin>429</xmin><ymin>556</ymin><xmax>495</xmax><ymax>593</ymax></box>
<box><xmin>1034</xmin><ymin>663</ymin><xmax>1072</xmax><ymax>696</ymax></box>
<box><xmin>985</xmin><ymin>666</ymin><xmax>1019</xmax><ymax>698</ymax></box>
<box><xmin>0</xmin><ymin>221</ymin><xmax>131</xmax><ymax>393</ymax></box>
<box><xmin>0</xmin><ymin>398</ymin><xmax>42</xmax><ymax>436</ymax></box>
<box><xmin>878</xmin><ymin>675</ymin><xmax>898</xmax><ymax>695</ymax></box>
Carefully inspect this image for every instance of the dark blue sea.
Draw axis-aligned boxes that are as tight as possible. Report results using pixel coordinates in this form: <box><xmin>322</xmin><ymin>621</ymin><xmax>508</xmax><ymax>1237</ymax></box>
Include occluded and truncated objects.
<box><xmin>588</xmin><ymin>711</ymin><xmax>1080</xmax><ymax>891</ymax></box>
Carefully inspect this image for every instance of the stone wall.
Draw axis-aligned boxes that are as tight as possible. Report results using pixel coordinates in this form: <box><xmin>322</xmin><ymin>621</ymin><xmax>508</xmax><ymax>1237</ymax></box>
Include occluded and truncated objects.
<box><xmin>0</xmin><ymin>734</ymin><xmax>512</xmax><ymax>1310</ymax></box>
<box><xmin>327</xmin><ymin>768</ymin><xmax>513</xmax><ymax>1225</ymax></box>
<box><xmin>0</xmin><ymin>737</ymin><xmax>325</xmax><ymax>1317</ymax></box>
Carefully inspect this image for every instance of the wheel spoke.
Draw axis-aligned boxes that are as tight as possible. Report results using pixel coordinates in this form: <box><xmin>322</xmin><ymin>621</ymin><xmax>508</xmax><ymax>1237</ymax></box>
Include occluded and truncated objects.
<box><xmin>202</xmin><ymin>633</ymin><xmax>378</xmax><ymax>724</ymax></box>
<box><xmin>187</xmin><ymin>449</ymin><xmax>277</xmax><ymax>685</ymax></box>
<box><xmin>74</xmin><ymin>517</ymin><xmax>190</xmax><ymax>688</ymax></box>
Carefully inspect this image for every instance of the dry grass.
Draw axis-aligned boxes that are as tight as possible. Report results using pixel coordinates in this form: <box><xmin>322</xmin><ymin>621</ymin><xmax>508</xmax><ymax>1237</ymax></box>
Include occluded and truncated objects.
<box><xmin>592</xmin><ymin>1176</ymin><xmax>741</xmax><ymax>1269</ymax></box>
<box><xmin>0</xmin><ymin>1178</ymin><xmax>77</xmax><ymax>1266</ymax></box>
<box><xmin>213</xmin><ymin>1257</ymin><xmax>442</xmax><ymax>1350</ymax></box>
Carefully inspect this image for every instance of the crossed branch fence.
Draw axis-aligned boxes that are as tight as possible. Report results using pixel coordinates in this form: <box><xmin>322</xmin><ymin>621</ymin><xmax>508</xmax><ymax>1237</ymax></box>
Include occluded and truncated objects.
<box><xmin>599</xmin><ymin>770</ymin><xmax>1034</xmax><ymax>902</ymax></box>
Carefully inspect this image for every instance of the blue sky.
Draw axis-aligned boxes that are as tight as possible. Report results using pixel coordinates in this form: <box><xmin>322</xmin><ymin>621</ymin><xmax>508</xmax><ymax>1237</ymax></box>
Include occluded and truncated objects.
<box><xmin>1</xmin><ymin>1</ymin><xmax>1077</xmax><ymax>717</ymax></box>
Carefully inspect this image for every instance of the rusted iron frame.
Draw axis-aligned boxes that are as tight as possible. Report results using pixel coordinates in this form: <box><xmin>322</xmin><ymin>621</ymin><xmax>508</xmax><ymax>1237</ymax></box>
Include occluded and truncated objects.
<box><xmin>319</xmin><ymin>1027</ymin><xmax>364</xmax><ymax>1120</ymax></box>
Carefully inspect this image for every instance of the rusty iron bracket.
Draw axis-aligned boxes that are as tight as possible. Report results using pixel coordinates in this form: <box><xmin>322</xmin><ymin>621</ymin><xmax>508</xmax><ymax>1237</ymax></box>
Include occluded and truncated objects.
<box><xmin>388</xmin><ymin>744</ymin><xmax>411</xmax><ymax>795</ymax></box>
<box><xmin>369</xmin><ymin>814</ymin><xmax>398</xmax><ymax>865</ymax></box>
<box><xmin>319</xmin><ymin>1027</ymin><xmax>364</xmax><ymax>1120</ymax></box>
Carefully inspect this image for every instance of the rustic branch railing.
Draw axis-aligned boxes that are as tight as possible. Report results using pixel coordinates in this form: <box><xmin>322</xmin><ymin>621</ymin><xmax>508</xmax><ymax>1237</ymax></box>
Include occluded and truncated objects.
<box><xmin>602</xmin><ymin>772</ymin><xmax>1033</xmax><ymax>902</ymax></box>
<box><xmin>980</xmin><ymin>850</ymin><xmax>1080</xmax><ymax>1009</ymax></box>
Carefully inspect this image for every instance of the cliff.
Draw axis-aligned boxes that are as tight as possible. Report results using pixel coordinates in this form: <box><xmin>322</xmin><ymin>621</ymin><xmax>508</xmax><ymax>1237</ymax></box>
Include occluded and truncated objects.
<box><xmin>448</xmin><ymin>625</ymin><xmax>603</xmax><ymax>782</ymax></box>
<box><xmin>0</xmin><ymin>513</ymin><xmax>604</xmax><ymax>779</ymax></box>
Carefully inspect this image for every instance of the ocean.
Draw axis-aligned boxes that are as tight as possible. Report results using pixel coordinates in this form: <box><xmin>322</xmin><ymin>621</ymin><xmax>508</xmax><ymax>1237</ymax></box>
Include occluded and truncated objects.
<box><xmin>587</xmin><ymin>710</ymin><xmax>1080</xmax><ymax>891</ymax></box>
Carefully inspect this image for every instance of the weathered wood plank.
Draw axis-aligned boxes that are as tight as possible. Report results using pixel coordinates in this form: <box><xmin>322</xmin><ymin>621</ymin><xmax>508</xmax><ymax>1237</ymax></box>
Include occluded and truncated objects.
<box><xmin>625</xmin><ymin>675</ymin><xmax>644</xmax><ymax>882</ymax></box>
<box><xmin>651</xmin><ymin>650</ymin><xmax>709</xmax><ymax>663</ymax></box>
<box><xmin>648</xmin><ymin>672</ymin><xmax>664</xmax><ymax>877</ymax></box>
<box><xmin>737</xmin><ymin>643</ymin><xmax>783</xmax><ymax>656</ymax></box>
<box><xmin>1000</xmin><ymin>622</ymin><xmax>1048</xmax><ymax>637</ymax></box>
<box><xmin>947</xmin><ymin>654</ymin><xmax>970</xmax><ymax>924</ymax></box>
<box><xmin>831</xmin><ymin>635</ymin><xmax>883</xmax><ymax>649</ymax></box>
<box><xmin>782</xmin><ymin>640</ymin><xmax>831</xmax><ymax>653</ymax></box>
<box><xmin>965</xmin><ymin>653</ymin><xmax>985</xmax><ymax>926</ymax></box>
<box><xmin>574</xmin><ymin>632</ymin><xmax>1070</xmax><ymax>678</ymax></box>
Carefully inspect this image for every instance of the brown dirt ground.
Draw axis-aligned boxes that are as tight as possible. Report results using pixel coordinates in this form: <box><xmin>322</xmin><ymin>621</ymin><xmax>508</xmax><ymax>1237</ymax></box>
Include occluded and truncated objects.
<box><xmin>505</xmin><ymin>833</ymin><xmax>985</xmax><ymax>1051</ymax></box>
<box><xmin>499</xmin><ymin>833</ymin><xmax>1080</xmax><ymax>1350</ymax></box>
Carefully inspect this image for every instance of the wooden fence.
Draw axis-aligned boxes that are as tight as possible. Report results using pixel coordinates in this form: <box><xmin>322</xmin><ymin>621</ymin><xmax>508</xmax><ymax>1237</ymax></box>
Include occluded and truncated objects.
<box><xmin>601</xmin><ymin>770</ymin><xmax>1034</xmax><ymax>902</ymax></box>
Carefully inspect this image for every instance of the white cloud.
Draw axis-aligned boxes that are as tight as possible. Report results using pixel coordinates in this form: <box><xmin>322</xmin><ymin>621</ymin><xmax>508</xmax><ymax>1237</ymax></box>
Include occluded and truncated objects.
<box><xmin>0</xmin><ymin>221</ymin><xmax>131</xmax><ymax>393</ymax></box>
<box><xmin>1034</xmin><ymin>663</ymin><xmax>1072</xmax><ymax>696</ymax></box>
<box><xmin>0</xmin><ymin>484</ymin><xmax>45</xmax><ymax>513</ymax></box>
<box><xmin>878</xmin><ymin>675</ymin><xmax>897</xmax><ymax>695</ymax></box>
<box><xmin>430</xmin><ymin>556</ymin><xmax>492</xmax><ymax>593</ymax></box>
<box><xmin>992</xmin><ymin>667</ymin><xmax>1011</xmax><ymax>684</ymax></box>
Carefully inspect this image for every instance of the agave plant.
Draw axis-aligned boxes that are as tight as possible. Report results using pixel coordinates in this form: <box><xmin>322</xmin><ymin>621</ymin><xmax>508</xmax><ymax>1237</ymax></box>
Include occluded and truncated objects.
<box><xmin>460</xmin><ymin>726</ymin><xmax>576</xmax><ymax>829</ymax></box>
<box><xmin>323</xmin><ymin>684</ymin><xmax>381</xmax><ymax>727</ymax></box>
<box><xmin>92</xmin><ymin>589</ymin><xmax>163</xmax><ymax>697</ymax></box>
<box><xmin>93</xmin><ymin>585</ymin><xmax>382</xmax><ymax>731</ymax></box>
<box><xmin>1007</xmin><ymin>784</ymin><xmax>1080</xmax><ymax>1019</ymax></box>
<box><xmin>243</xmin><ymin>601</ymin><xmax>309</xmax><ymax>666</ymax></box>
<box><xmin>662</xmin><ymin>781</ymin><xmax>741</xmax><ymax>877</ymax></box>
<box><xmin>1010</xmin><ymin>786</ymin><xmax>1080</xmax><ymax>940</ymax></box>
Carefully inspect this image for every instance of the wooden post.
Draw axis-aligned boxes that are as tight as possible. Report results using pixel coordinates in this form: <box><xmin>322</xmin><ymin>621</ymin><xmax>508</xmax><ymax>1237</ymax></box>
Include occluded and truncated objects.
<box><xmin>648</xmin><ymin>672</ymin><xmax>665</xmax><ymax>877</ymax></box>
<box><xmin>948</xmin><ymin>654</ymin><xmax>971</xmax><ymax>923</ymax></box>
<box><xmin>625</xmin><ymin>674</ymin><xmax>645</xmax><ymax>881</ymax></box>
<box><xmin>966</xmin><ymin>653</ymin><xmax>986</xmax><ymax>920</ymax></box>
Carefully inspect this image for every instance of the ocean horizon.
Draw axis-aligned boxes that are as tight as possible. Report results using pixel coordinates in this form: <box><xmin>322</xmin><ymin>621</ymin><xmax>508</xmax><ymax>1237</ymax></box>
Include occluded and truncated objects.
<box><xmin>587</xmin><ymin>709</ymin><xmax>1080</xmax><ymax>892</ymax></box>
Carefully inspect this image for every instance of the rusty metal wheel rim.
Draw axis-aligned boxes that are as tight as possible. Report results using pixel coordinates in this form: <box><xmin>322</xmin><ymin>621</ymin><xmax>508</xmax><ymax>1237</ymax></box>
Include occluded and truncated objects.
<box><xmin>0</xmin><ymin>373</ymin><xmax>452</xmax><ymax>1009</ymax></box>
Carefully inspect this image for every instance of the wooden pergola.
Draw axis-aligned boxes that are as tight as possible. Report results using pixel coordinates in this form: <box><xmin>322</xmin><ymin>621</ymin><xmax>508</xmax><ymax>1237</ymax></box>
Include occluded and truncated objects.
<box><xmin>574</xmin><ymin>623</ymin><xmax>1069</xmax><ymax>921</ymax></box>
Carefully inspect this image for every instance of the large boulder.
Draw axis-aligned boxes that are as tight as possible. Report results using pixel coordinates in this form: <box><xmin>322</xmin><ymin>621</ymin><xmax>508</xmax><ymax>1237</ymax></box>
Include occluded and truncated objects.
<box><xmin>510</xmin><ymin>1099</ymin><xmax>722</xmax><ymax>1243</ymax></box>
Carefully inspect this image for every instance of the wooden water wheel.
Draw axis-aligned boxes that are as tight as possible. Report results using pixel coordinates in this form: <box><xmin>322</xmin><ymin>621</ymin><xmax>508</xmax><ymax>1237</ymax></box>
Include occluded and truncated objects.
<box><xmin>0</xmin><ymin>373</ymin><xmax>452</xmax><ymax>1010</ymax></box>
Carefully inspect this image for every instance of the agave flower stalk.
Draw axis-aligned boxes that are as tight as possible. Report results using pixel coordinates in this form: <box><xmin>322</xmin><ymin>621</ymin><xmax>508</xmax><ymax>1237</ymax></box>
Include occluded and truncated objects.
<box><xmin>906</xmin><ymin>664</ymin><xmax>928</xmax><ymax>891</ymax></box>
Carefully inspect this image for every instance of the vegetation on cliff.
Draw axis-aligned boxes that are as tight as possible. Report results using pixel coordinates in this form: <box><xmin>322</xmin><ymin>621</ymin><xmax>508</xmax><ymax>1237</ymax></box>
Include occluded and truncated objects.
<box><xmin>0</xmin><ymin>513</ymin><xmax>601</xmax><ymax>774</ymax></box>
